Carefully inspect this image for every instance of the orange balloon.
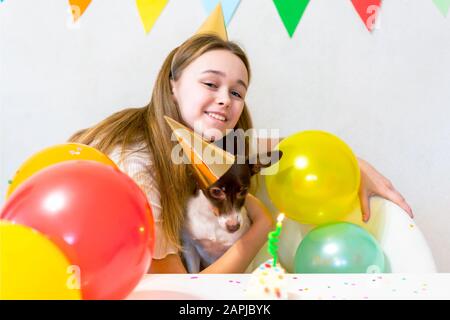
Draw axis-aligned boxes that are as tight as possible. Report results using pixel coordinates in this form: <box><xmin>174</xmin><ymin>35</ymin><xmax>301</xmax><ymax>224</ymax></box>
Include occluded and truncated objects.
<box><xmin>6</xmin><ymin>143</ymin><xmax>117</xmax><ymax>198</ymax></box>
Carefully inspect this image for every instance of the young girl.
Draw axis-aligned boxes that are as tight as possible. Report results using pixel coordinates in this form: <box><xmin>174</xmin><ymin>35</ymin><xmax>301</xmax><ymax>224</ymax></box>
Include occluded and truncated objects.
<box><xmin>68</xmin><ymin>34</ymin><xmax>413</xmax><ymax>274</ymax></box>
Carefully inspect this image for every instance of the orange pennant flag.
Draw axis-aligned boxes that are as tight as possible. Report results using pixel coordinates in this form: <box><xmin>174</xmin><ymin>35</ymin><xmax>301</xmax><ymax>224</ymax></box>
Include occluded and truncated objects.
<box><xmin>69</xmin><ymin>0</ymin><xmax>92</xmax><ymax>22</ymax></box>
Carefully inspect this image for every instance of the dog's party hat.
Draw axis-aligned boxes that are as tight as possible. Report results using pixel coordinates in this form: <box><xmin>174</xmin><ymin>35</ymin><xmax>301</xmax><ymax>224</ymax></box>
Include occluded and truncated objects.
<box><xmin>164</xmin><ymin>116</ymin><xmax>235</xmax><ymax>189</ymax></box>
<box><xmin>196</xmin><ymin>3</ymin><xmax>228</xmax><ymax>41</ymax></box>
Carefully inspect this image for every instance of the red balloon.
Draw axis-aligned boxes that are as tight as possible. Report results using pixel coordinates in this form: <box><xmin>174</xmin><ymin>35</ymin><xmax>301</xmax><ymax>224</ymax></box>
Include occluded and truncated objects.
<box><xmin>1</xmin><ymin>160</ymin><xmax>155</xmax><ymax>299</ymax></box>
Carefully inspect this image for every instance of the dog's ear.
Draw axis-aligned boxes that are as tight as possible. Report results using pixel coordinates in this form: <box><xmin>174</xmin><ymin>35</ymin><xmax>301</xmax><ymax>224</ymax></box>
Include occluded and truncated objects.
<box><xmin>246</xmin><ymin>150</ymin><xmax>283</xmax><ymax>176</ymax></box>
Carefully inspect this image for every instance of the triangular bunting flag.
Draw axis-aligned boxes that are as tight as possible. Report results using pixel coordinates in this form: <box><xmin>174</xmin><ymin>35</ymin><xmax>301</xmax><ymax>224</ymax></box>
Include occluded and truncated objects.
<box><xmin>69</xmin><ymin>0</ymin><xmax>91</xmax><ymax>22</ymax></box>
<box><xmin>432</xmin><ymin>0</ymin><xmax>450</xmax><ymax>17</ymax></box>
<box><xmin>197</xmin><ymin>3</ymin><xmax>228</xmax><ymax>40</ymax></box>
<box><xmin>350</xmin><ymin>0</ymin><xmax>382</xmax><ymax>32</ymax></box>
<box><xmin>201</xmin><ymin>0</ymin><xmax>241</xmax><ymax>26</ymax></box>
<box><xmin>136</xmin><ymin>0</ymin><xmax>169</xmax><ymax>34</ymax></box>
<box><xmin>273</xmin><ymin>0</ymin><xmax>310</xmax><ymax>38</ymax></box>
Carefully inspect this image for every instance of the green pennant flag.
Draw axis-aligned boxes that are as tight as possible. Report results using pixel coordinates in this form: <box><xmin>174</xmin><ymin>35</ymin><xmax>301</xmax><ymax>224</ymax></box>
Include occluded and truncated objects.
<box><xmin>273</xmin><ymin>0</ymin><xmax>310</xmax><ymax>38</ymax></box>
<box><xmin>432</xmin><ymin>0</ymin><xmax>450</xmax><ymax>17</ymax></box>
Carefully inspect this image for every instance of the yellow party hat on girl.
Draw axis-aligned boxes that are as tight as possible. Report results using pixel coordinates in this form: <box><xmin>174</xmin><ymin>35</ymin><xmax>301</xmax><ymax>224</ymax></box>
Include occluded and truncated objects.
<box><xmin>196</xmin><ymin>3</ymin><xmax>228</xmax><ymax>41</ymax></box>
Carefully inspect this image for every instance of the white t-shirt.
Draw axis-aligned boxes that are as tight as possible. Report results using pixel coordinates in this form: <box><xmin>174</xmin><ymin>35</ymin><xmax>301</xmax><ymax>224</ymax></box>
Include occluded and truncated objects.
<box><xmin>107</xmin><ymin>142</ymin><xmax>179</xmax><ymax>259</ymax></box>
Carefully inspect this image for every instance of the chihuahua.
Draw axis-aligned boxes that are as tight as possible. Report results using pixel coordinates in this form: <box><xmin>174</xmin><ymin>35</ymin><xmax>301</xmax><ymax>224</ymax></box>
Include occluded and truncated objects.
<box><xmin>181</xmin><ymin>151</ymin><xmax>282</xmax><ymax>273</ymax></box>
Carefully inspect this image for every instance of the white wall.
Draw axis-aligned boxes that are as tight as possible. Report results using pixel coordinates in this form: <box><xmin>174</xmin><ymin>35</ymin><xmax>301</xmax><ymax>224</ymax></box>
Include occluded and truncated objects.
<box><xmin>1</xmin><ymin>0</ymin><xmax>449</xmax><ymax>271</ymax></box>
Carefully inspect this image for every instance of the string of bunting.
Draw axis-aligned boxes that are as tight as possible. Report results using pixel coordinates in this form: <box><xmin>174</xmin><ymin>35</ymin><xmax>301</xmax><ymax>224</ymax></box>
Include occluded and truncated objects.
<box><xmin>1</xmin><ymin>1</ymin><xmax>448</xmax><ymax>35</ymax></box>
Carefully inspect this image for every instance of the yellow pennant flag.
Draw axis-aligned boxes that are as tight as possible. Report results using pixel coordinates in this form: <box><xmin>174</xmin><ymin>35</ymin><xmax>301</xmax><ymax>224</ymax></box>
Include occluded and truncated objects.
<box><xmin>69</xmin><ymin>0</ymin><xmax>92</xmax><ymax>22</ymax></box>
<box><xmin>136</xmin><ymin>0</ymin><xmax>169</xmax><ymax>34</ymax></box>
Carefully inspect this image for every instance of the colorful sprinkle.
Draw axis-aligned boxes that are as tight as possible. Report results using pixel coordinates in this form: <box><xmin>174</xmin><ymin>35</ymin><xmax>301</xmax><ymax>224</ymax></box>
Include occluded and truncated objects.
<box><xmin>190</xmin><ymin>276</ymin><xmax>198</xmax><ymax>279</ymax></box>
<box><xmin>275</xmin><ymin>288</ymin><xmax>281</xmax><ymax>298</ymax></box>
<box><xmin>7</xmin><ymin>179</ymin><xmax>12</xmax><ymax>184</ymax></box>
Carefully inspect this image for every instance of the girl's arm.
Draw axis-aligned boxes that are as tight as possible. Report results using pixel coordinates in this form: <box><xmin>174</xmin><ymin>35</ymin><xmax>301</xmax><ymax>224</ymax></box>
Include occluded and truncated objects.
<box><xmin>148</xmin><ymin>194</ymin><xmax>274</xmax><ymax>274</ymax></box>
<box><xmin>357</xmin><ymin>157</ymin><xmax>413</xmax><ymax>222</ymax></box>
<box><xmin>149</xmin><ymin>254</ymin><xmax>188</xmax><ymax>273</ymax></box>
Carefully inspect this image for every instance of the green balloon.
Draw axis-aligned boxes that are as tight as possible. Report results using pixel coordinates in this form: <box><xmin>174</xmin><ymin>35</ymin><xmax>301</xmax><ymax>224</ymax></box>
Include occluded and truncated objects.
<box><xmin>294</xmin><ymin>222</ymin><xmax>385</xmax><ymax>273</ymax></box>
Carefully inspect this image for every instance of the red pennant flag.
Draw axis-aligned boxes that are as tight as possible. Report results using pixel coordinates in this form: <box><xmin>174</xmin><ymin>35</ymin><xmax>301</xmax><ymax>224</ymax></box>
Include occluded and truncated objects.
<box><xmin>350</xmin><ymin>0</ymin><xmax>382</xmax><ymax>32</ymax></box>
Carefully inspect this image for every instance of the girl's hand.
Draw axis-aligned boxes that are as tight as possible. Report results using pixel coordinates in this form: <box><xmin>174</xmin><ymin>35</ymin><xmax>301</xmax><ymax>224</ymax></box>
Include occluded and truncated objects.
<box><xmin>357</xmin><ymin>157</ymin><xmax>414</xmax><ymax>222</ymax></box>
<box><xmin>245</xmin><ymin>193</ymin><xmax>275</xmax><ymax>230</ymax></box>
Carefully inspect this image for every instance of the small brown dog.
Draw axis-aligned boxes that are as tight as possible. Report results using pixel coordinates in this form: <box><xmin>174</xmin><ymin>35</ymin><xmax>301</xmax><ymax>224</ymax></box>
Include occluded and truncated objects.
<box><xmin>181</xmin><ymin>151</ymin><xmax>282</xmax><ymax>273</ymax></box>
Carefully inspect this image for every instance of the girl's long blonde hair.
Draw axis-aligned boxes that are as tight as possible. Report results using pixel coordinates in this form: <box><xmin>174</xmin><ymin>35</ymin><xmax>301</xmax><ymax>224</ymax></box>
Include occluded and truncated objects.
<box><xmin>68</xmin><ymin>34</ymin><xmax>253</xmax><ymax>251</ymax></box>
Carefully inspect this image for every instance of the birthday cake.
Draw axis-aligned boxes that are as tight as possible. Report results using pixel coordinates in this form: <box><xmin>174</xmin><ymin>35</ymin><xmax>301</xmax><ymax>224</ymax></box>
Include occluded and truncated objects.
<box><xmin>245</xmin><ymin>259</ymin><xmax>288</xmax><ymax>300</ymax></box>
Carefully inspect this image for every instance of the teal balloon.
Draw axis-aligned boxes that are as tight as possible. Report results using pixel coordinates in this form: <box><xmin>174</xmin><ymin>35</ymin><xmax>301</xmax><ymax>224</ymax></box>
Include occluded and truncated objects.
<box><xmin>294</xmin><ymin>222</ymin><xmax>385</xmax><ymax>273</ymax></box>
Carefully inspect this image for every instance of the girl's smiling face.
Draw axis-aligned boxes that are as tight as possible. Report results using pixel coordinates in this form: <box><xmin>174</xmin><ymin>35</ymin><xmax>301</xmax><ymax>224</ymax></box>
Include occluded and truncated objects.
<box><xmin>171</xmin><ymin>49</ymin><xmax>249</xmax><ymax>141</ymax></box>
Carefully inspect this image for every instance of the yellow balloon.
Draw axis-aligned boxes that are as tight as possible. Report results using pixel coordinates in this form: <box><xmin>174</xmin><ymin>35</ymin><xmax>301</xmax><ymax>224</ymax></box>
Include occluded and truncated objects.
<box><xmin>6</xmin><ymin>143</ymin><xmax>117</xmax><ymax>198</ymax></box>
<box><xmin>265</xmin><ymin>130</ymin><xmax>360</xmax><ymax>225</ymax></box>
<box><xmin>0</xmin><ymin>221</ymin><xmax>81</xmax><ymax>300</ymax></box>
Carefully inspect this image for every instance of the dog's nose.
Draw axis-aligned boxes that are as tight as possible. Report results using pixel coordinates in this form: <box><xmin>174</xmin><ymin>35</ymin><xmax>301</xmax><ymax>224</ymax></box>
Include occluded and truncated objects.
<box><xmin>226</xmin><ymin>222</ymin><xmax>240</xmax><ymax>233</ymax></box>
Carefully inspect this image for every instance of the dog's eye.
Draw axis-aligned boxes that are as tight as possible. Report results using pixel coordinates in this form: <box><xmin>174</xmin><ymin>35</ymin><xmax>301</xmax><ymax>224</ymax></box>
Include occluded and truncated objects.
<box><xmin>238</xmin><ymin>188</ymin><xmax>248</xmax><ymax>198</ymax></box>
<box><xmin>210</xmin><ymin>187</ymin><xmax>225</xmax><ymax>200</ymax></box>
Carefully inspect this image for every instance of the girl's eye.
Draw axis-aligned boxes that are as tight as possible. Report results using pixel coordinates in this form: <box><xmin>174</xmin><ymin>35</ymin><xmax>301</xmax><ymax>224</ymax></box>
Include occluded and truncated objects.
<box><xmin>210</xmin><ymin>187</ymin><xmax>225</xmax><ymax>199</ymax></box>
<box><xmin>203</xmin><ymin>82</ymin><xmax>218</xmax><ymax>89</ymax></box>
<box><xmin>231</xmin><ymin>90</ymin><xmax>242</xmax><ymax>99</ymax></box>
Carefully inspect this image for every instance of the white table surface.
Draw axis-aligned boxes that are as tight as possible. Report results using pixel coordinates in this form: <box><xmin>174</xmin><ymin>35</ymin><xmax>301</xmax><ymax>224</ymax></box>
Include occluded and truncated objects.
<box><xmin>126</xmin><ymin>273</ymin><xmax>450</xmax><ymax>300</ymax></box>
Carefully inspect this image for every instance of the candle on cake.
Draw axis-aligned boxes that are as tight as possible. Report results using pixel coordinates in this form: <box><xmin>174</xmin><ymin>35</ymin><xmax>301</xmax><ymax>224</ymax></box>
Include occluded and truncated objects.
<box><xmin>268</xmin><ymin>213</ymin><xmax>285</xmax><ymax>267</ymax></box>
<box><xmin>245</xmin><ymin>213</ymin><xmax>288</xmax><ymax>300</ymax></box>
